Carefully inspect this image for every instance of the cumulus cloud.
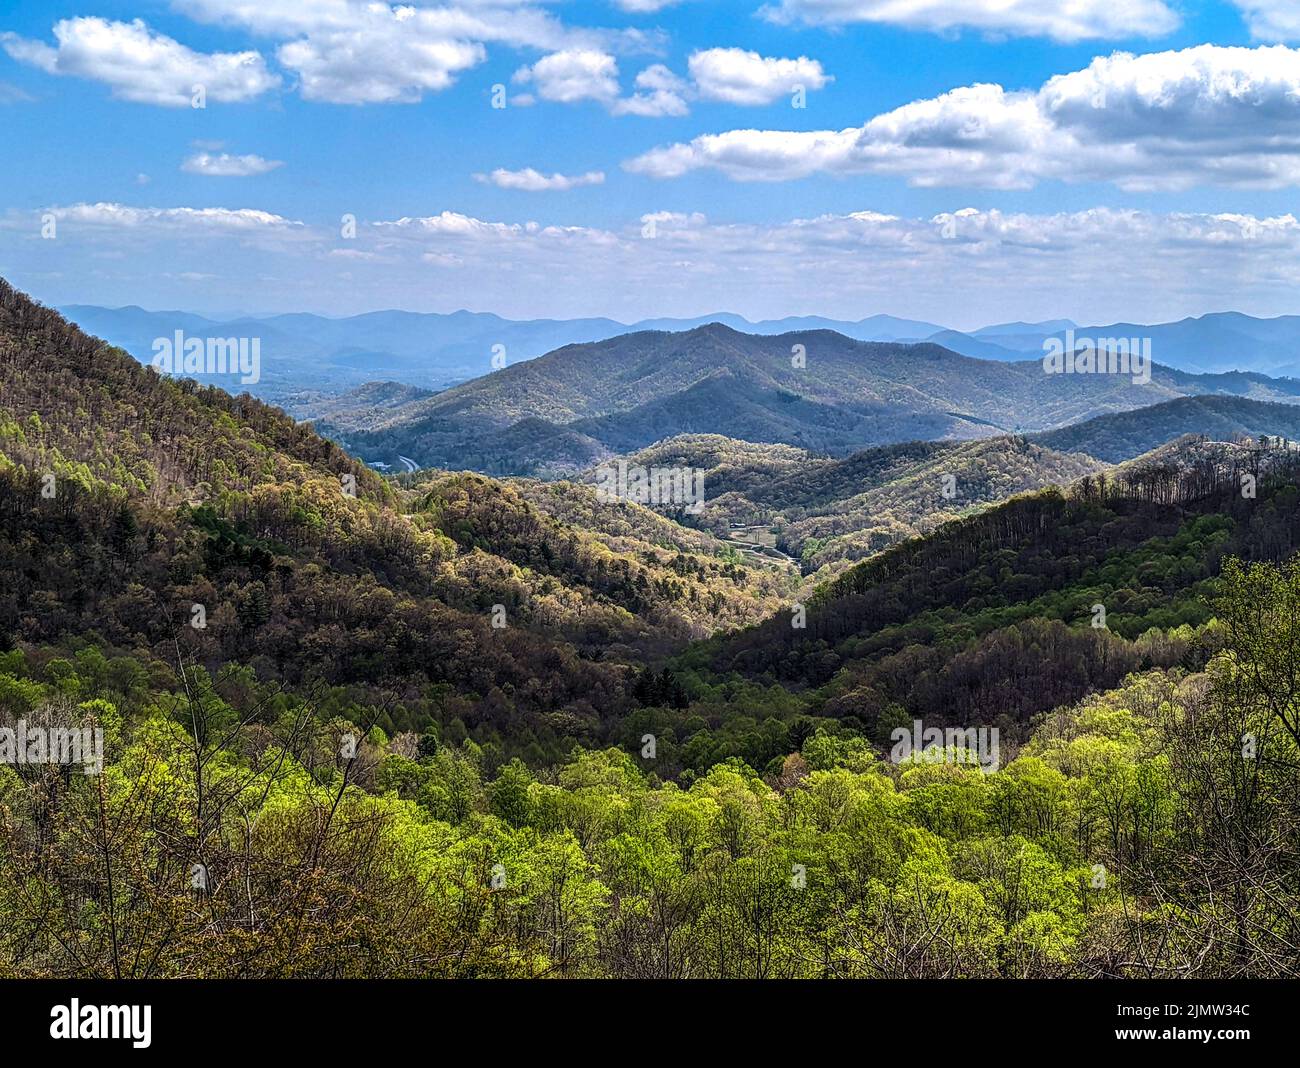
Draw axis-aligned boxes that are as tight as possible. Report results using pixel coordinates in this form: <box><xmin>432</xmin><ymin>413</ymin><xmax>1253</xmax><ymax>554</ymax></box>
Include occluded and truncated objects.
<box><xmin>6</xmin><ymin>5</ymin><xmax>821</xmax><ymax>112</ymax></box>
<box><xmin>514</xmin><ymin>50</ymin><xmax>691</xmax><ymax>115</ymax></box>
<box><xmin>1231</xmin><ymin>2</ymin><xmax>1300</xmax><ymax>42</ymax></box>
<box><xmin>760</xmin><ymin>0</ymin><xmax>1180</xmax><ymax>42</ymax></box>
<box><xmin>278</xmin><ymin>28</ymin><xmax>484</xmax><ymax>104</ymax></box>
<box><xmin>0</xmin><ymin>17</ymin><xmax>279</xmax><ymax>106</ymax></box>
<box><xmin>354</xmin><ymin>205</ymin><xmax>1300</xmax><ymax>324</ymax></box>
<box><xmin>182</xmin><ymin>152</ymin><xmax>283</xmax><ymax>176</ymax></box>
<box><xmin>627</xmin><ymin>45</ymin><xmax>1300</xmax><ymax>191</ymax></box>
<box><xmin>476</xmin><ymin>167</ymin><xmax>606</xmax><ymax>191</ymax></box>
<box><xmin>171</xmin><ymin>0</ymin><xmax>658</xmax><ymax>104</ymax></box>
<box><xmin>688</xmin><ymin>48</ymin><xmax>831</xmax><ymax>106</ymax></box>
<box><xmin>612</xmin><ymin>64</ymin><xmax>690</xmax><ymax>116</ymax></box>
<box><xmin>369</xmin><ymin>210</ymin><xmax>621</xmax><ymax>265</ymax></box>
<box><xmin>514</xmin><ymin>46</ymin><xmax>829</xmax><ymax>115</ymax></box>
<box><xmin>513</xmin><ymin>49</ymin><xmax>621</xmax><ymax>104</ymax></box>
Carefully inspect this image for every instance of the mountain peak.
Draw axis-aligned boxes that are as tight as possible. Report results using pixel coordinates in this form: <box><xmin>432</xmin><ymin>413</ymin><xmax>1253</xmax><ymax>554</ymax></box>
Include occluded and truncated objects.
<box><xmin>688</xmin><ymin>321</ymin><xmax>742</xmax><ymax>338</ymax></box>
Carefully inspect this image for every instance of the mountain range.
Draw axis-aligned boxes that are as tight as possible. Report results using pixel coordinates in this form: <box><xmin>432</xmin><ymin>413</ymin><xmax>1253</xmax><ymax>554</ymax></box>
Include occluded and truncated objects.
<box><xmin>59</xmin><ymin>304</ymin><xmax>1300</xmax><ymax>407</ymax></box>
<box><xmin>313</xmin><ymin>323</ymin><xmax>1300</xmax><ymax>477</ymax></box>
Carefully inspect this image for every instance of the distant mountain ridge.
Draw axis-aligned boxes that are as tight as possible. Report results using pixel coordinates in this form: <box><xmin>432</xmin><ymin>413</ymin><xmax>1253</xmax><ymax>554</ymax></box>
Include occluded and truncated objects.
<box><xmin>61</xmin><ymin>304</ymin><xmax>1300</xmax><ymax>407</ymax></box>
<box><xmin>596</xmin><ymin>394</ymin><xmax>1300</xmax><ymax>575</ymax></box>
<box><xmin>935</xmin><ymin>312</ymin><xmax>1300</xmax><ymax>377</ymax></box>
<box><xmin>320</xmin><ymin>323</ymin><xmax>1300</xmax><ymax>477</ymax></box>
<box><xmin>59</xmin><ymin>304</ymin><xmax>954</xmax><ymax>406</ymax></box>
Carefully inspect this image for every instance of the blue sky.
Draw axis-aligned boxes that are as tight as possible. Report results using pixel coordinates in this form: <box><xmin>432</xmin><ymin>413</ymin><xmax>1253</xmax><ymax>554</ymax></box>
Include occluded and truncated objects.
<box><xmin>3</xmin><ymin>1</ymin><xmax>1300</xmax><ymax>328</ymax></box>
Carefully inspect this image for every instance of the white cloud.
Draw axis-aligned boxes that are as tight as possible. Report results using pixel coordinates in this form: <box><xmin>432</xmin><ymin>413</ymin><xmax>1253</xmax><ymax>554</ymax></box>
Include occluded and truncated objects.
<box><xmin>0</xmin><ymin>80</ymin><xmax>33</xmax><ymax>103</ymax></box>
<box><xmin>612</xmin><ymin>64</ymin><xmax>689</xmax><ymax>116</ymax></box>
<box><xmin>1231</xmin><ymin>2</ymin><xmax>1300</xmax><ymax>42</ymax></box>
<box><xmin>761</xmin><ymin>0</ymin><xmax>1180</xmax><ymax>42</ymax></box>
<box><xmin>11</xmin><ymin>202</ymin><xmax>1300</xmax><ymax>324</ymax></box>
<box><xmin>278</xmin><ymin>29</ymin><xmax>484</xmax><ymax>104</ymax></box>
<box><xmin>627</xmin><ymin>45</ymin><xmax>1300</xmax><ymax>191</ymax></box>
<box><xmin>511</xmin><ymin>47</ymin><xmax>829</xmax><ymax>116</ymax></box>
<box><xmin>171</xmin><ymin>1</ymin><xmax>659</xmax><ymax>105</ymax></box>
<box><xmin>476</xmin><ymin>168</ymin><xmax>606</xmax><ymax>191</ymax></box>
<box><xmin>688</xmin><ymin>47</ymin><xmax>830</xmax><ymax>106</ymax></box>
<box><xmin>515</xmin><ymin>50</ymin><xmax>691</xmax><ymax>115</ymax></box>
<box><xmin>352</xmin><ymin>205</ymin><xmax>1300</xmax><ymax>326</ymax></box>
<box><xmin>182</xmin><ymin>152</ymin><xmax>284</xmax><ymax>176</ymax></box>
<box><xmin>513</xmin><ymin>49</ymin><xmax>621</xmax><ymax>104</ymax></box>
<box><xmin>39</xmin><ymin>203</ymin><xmax>301</xmax><ymax>232</ymax></box>
<box><xmin>628</xmin><ymin>127</ymin><xmax>865</xmax><ymax>181</ymax></box>
<box><xmin>613</xmin><ymin>1</ymin><xmax>683</xmax><ymax>11</ymax></box>
<box><xmin>0</xmin><ymin>17</ymin><xmax>279</xmax><ymax>106</ymax></box>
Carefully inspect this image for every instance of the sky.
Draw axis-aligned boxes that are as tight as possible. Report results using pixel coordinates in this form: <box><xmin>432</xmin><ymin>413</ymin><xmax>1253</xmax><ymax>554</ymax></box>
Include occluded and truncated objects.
<box><xmin>2</xmin><ymin>1</ymin><xmax>1300</xmax><ymax>328</ymax></box>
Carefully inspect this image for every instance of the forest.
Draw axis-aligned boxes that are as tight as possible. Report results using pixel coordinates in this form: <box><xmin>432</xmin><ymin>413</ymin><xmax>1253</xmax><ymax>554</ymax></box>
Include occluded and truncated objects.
<box><xmin>2</xmin><ymin>279</ymin><xmax>1299</xmax><ymax>978</ymax></box>
<box><xmin>1</xmin><ymin>557</ymin><xmax>1296</xmax><ymax>977</ymax></box>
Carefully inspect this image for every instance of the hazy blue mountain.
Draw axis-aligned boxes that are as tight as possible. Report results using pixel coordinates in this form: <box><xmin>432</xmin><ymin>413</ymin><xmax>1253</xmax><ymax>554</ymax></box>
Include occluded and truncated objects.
<box><xmin>320</xmin><ymin>323</ymin><xmax>1300</xmax><ymax>477</ymax></box>
<box><xmin>58</xmin><ymin>304</ymin><xmax>1300</xmax><ymax>412</ymax></box>
<box><xmin>621</xmin><ymin>313</ymin><xmax>948</xmax><ymax>341</ymax></box>
<box><xmin>923</xmin><ymin>330</ymin><xmax>1026</xmax><ymax>361</ymax></box>
<box><xmin>971</xmin><ymin>319</ymin><xmax>1078</xmax><ymax>337</ymax></box>
<box><xmin>57</xmin><ymin>303</ymin><xmax>631</xmax><ymax>402</ymax></box>
<box><xmin>934</xmin><ymin>312</ymin><xmax>1300</xmax><ymax>375</ymax></box>
<box><xmin>60</xmin><ymin>304</ymin><xmax>946</xmax><ymax>404</ymax></box>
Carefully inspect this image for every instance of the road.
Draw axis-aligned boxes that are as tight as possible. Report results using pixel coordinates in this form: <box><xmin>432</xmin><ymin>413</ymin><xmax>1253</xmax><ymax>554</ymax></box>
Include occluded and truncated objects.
<box><xmin>727</xmin><ymin>537</ymin><xmax>799</xmax><ymax>566</ymax></box>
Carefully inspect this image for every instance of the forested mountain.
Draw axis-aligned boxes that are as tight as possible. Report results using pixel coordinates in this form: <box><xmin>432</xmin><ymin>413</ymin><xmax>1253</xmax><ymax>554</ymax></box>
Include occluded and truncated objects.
<box><xmin>0</xmin><ymin>280</ymin><xmax>790</xmax><ymax>766</ymax></box>
<box><xmin>681</xmin><ymin>435</ymin><xmax>1300</xmax><ymax>751</ymax></box>
<box><xmin>58</xmin><ymin>303</ymin><xmax>630</xmax><ymax>403</ymax></box>
<box><xmin>324</xmin><ymin>324</ymin><xmax>1300</xmax><ymax>477</ymax></box>
<box><xmin>289</xmin><ymin>381</ymin><xmax>438</xmax><ymax>433</ymax></box>
<box><xmin>1033</xmin><ymin>395</ymin><xmax>1300</xmax><ymax>462</ymax></box>
<box><xmin>599</xmin><ymin>434</ymin><xmax>1105</xmax><ymax>574</ymax></box>
<box><xmin>57</xmin><ymin>304</ymin><xmax>949</xmax><ymax>409</ymax></box>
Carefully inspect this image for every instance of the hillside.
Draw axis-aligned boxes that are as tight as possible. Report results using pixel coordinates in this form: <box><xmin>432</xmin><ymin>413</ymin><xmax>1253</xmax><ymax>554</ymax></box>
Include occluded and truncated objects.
<box><xmin>288</xmin><ymin>381</ymin><xmax>438</xmax><ymax>434</ymax></box>
<box><xmin>0</xmin><ymin>280</ymin><xmax>789</xmax><ymax>765</ymax></box>
<box><xmin>667</xmin><ymin>434</ymin><xmax>1300</xmax><ymax>765</ymax></box>
<box><xmin>57</xmin><ymin>303</ymin><xmax>631</xmax><ymax>404</ymax></box>
<box><xmin>325</xmin><ymin>323</ymin><xmax>1300</xmax><ymax>477</ymax></box>
<box><xmin>1032</xmin><ymin>395</ymin><xmax>1300</xmax><ymax>462</ymax></box>
<box><xmin>599</xmin><ymin>433</ymin><xmax>1106</xmax><ymax>574</ymax></box>
<box><xmin>55</xmin><ymin>304</ymin><xmax>952</xmax><ymax>410</ymax></box>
